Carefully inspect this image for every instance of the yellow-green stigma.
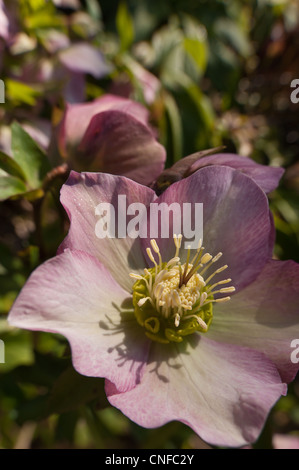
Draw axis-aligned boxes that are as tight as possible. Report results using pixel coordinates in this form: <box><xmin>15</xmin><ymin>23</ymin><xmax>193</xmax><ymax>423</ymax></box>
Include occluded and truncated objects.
<box><xmin>130</xmin><ymin>235</ymin><xmax>235</xmax><ymax>344</ymax></box>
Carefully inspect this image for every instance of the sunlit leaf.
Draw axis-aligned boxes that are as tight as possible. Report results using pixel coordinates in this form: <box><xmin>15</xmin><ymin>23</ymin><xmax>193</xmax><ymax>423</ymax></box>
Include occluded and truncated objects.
<box><xmin>11</xmin><ymin>123</ymin><xmax>51</xmax><ymax>190</ymax></box>
<box><xmin>0</xmin><ymin>175</ymin><xmax>28</xmax><ymax>201</ymax></box>
<box><xmin>116</xmin><ymin>1</ymin><xmax>134</xmax><ymax>52</ymax></box>
<box><xmin>0</xmin><ymin>151</ymin><xmax>27</xmax><ymax>181</ymax></box>
<box><xmin>184</xmin><ymin>37</ymin><xmax>208</xmax><ymax>75</ymax></box>
<box><xmin>0</xmin><ymin>322</ymin><xmax>34</xmax><ymax>371</ymax></box>
<box><xmin>6</xmin><ymin>79</ymin><xmax>40</xmax><ymax>106</ymax></box>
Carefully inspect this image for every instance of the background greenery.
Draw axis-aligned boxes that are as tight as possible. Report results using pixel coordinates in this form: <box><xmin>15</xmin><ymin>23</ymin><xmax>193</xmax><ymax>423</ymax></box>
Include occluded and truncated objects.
<box><xmin>0</xmin><ymin>0</ymin><xmax>298</xmax><ymax>449</ymax></box>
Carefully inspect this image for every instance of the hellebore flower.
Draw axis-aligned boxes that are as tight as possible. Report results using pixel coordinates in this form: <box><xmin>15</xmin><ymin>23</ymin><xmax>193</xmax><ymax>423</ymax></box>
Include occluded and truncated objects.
<box><xmin>8</xmin><ymin>165</ymin><xmax>299</xmax><ymax>447</ymax></box>
<box><xmin>50</xmin><ymin>94</ymin><xmax>166</xmax><ymax>186</ymax></box>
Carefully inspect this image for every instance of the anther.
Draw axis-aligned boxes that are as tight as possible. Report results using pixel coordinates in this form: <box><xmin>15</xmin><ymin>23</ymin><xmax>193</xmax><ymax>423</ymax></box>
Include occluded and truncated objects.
<box><xmin>201</xmin><ymin>253</ymin><xmax>213</xmax><ymax>264</ymax></box>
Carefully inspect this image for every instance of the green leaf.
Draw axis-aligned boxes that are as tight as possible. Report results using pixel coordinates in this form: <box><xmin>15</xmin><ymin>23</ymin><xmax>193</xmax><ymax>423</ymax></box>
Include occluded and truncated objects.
<box><xmin>0</xmin><ymin>150</ymin><xmax>27</xmax><ymax>181</ymax></box>
<box><xmin>184</xmin><ymin>37</ymin><xmax>208</xmax><ymax>74</ymax></box>
<box><xmin>116</xmin><ymin>1</ymin><xmax>134</xmax><ymax>52</ymax></box>
<box><xmin>6</xmin><ymin>79</ymin><xmax>40</xmax><ymax>106</ymax></box>
<box><xmin>25</xmin><ymin>11</ymin><xmax>65</xmax><ymax>31</ymax></box>
<box><xmin>25</xmin><ymin>0</ymin><xmax>47</xmax><ymax>11</ymax></box>
<box><xmin>173</xmin><ymin>72</ymin><xmax>216</xmax><ymax>130</ymax></box>
<box><xmin>86</xmin><ymin>0</ymin><xmax>102</xmax><ymax>20</ymax></box>
<box><xmin>11</xmin><ymin>122</ymin><xmax>51</xmax><ymax>190</ymax></box>
<box><xmin>46</xmin><ymin>366</ymin><xmax>107</xmax><ymax>416</ymax></box>
<box><xmin>0</xmin><ymin>321</ymin><xmax>34</xmax><ymax>371</ymax></box>
<box><xmin>0</xmin><ymin>175</ymin><xmax>28</xmax><ymax>200</ymax></box>
<box><xmin>164</xmin><ymin>93</ymin><xmax>183</xmax><ymax>163</ymax></box>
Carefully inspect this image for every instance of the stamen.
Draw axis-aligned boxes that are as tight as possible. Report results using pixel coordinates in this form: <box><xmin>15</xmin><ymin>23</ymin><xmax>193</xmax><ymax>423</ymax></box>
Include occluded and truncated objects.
<box><xmin>129</xmin><ymin>273</ymin><xmax>143</xmax><ymax>280</ymax></box>
<box><xmin>138</xmin><ymin>297</ymin><xmax>153</xmax><ymax>307</ymax></box>
<box><xmin>190</xmin><ymin>239</ymin><xmax>203</xmax><ymax>265</ymax></box>
<box><xmin>212</xmin><ymin>287</ymin><xmax>236</xmax><ymax>295</ymax></box>
<box><xmin>199</xmin><ymin>253</ymin><xmax>222</xmax><ymax>277</ymax></box>
<box><xmin>174</xmin><ymin>234</ymin><xmax>182</xmax><ymax>257</ymax></box>
<box><xmin>153</xmin><ymin>283</ymin><xmax>164</xmax><ymax>298</ymax></box>
<box><xmin>146</xmin><ymin>247</ymin><xmax>157</xmax><ymax>267</ymax></box>
<box><xmin>215</xmin><ymin>296</ymin><xmax>231</xmax><ymax>302</ymax></box>
<box><xmin>150</xmin><ymin>239</ymin><xmax>162</xmax><ymax>268</ymax></box>
<box><xmin>171</xmin><ymin>290</ymin><xmax>181</xmax><ymax>307</ymax></box>
<box><xmin>204</xmin><ymin>265</ymin><xmax>228</xmax><ymax>285</ymax></box>
<box><xmin>184</xmin><ymin>314</ymin><xmax>208</xmax><ymax>331</ymax></box>
<box><xmin>199</xmin><ymin>292</ymin><xmax>208</xmax><ymax>307</ymax></box>
<box><xmin>203</xmin><ymin>296</ymin><xmax>231</xmax><ymax>307</ymax></box>
<box><xmin>207</xmin><ymin>278</ymin><xmax>232</xmax><ymax>292</ymax></box>
<box><xmin>131</xmin><ymin>236</ymin><xmax>233</xmax><ymax>343</ymax></box>
<box><xmin>174</xmin><ymin>313</ymin><xmax>180</xmax><ymax>327</ymax></box>
<box><xmin>201</xmin><ymin>253</ymin><xmax>213</xmax><ymax>265</ymax></box>
<box><xmin>166</xmin><ymin>257</ymin><xmax>180</xmax><ymax>268</ymax></box>
<box><xmin>144</xmin><ymin>268</ymin><xmax>153</xmax><ymax>293</ymax></box>
<box><xmin>212</xmin><ymin>252</ymin><xmax>223</xmax><ymax>263</ymax></box>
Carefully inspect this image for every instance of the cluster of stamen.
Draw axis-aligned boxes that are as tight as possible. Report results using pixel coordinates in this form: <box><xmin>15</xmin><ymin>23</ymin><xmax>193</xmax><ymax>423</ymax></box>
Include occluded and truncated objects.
<box><xmin>130</xmin><ymin>235</ymin><xmax>235</xmax><ymax>343</ymax></box>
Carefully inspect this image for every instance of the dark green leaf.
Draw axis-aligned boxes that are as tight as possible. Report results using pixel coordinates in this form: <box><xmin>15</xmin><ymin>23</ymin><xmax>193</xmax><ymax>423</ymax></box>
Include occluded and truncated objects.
<box><xmin>46</xmin><ymin>366</ymin><xmax>107</xmax><ymax>416</ymax></box>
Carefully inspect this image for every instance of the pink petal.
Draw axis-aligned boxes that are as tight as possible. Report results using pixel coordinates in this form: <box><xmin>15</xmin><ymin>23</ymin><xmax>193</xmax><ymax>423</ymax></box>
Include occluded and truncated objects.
<box><xmin>209</xmin><ymin>259</ymin><xmax>299</xmax><ymax>383</ymax></box>
<box><xmin>145</xmin><ymin>165</ymin><xmax>274</xmax><ymax>291</ymax></box>
<box><xmin>77</xmin><ymin>110</ymin><xmax>166</xmax><ymax>185</ymax></box>
<box><xmin>58</xmin><ymin>94</ymin><xmax>150</xmax><ymax>156</ymax></box>
<box><xmin>0</xmin><ymin>0</ymin><xmax>9</xmax><ymax>41</ymax></box>
<box><xmin>58</xmin><ymin>43</ymin><xmax>111</xmax><ymax>79</ymax></box>
<box><xmin>190</xmin><ymin>153</ymin><xmax>284</xmax><ymax>193</ymax></box>
<box><xmin>59</xmin><ymin>171</ymin><xmax>157</xmax><ymax>292</ymax></box>
<box><xmin>8</xmin><ymin>249</ymin><xmax>150</xmax><ymax>392</ymax></box>
<box><xmin>107</xmin><ymin>336</ymin><xmax>286</xmax><ymax>447</ymax></box>
<box><xmin>273</xmin><ymin>434</ymin><xmax>299</xmax><ymax>449</ymax></box>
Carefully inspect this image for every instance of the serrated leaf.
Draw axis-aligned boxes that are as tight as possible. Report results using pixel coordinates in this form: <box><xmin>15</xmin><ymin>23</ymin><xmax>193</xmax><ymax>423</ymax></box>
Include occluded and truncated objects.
<box><xmin>0</xmin><ymin>175</ymin><xmax>28</xmax><ymax>200</ymax></box>
<box><xmin>11</xmin><ymin>122</ymin><xmax>51</xmax><ymax>190</ymax></box>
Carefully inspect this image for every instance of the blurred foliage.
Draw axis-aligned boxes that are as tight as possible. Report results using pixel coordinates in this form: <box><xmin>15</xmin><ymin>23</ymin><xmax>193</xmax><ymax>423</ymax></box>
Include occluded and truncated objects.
<box><xmin>0</xmin><ymin>0</ymin><xmax>299</xmax><ymax>449</ymax></box>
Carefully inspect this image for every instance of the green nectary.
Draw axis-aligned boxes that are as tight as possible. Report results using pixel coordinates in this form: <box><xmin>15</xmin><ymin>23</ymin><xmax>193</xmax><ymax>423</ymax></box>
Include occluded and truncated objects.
<box><xmin>132</xmin><ymin>265</ymin><xmax>213</xmax><ymax>344</ymax></box>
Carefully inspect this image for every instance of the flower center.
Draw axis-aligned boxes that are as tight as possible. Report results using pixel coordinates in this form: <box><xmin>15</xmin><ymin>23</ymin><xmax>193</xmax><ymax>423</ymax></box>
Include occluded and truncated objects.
<box><xmin>130</xmin><ymin>235</ymin><xmax>235</xmax><ymax>344</ymax></box>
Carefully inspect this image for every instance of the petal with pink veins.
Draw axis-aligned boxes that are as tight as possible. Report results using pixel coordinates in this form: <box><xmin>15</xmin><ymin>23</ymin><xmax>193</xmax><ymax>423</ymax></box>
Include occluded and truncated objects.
<box><xmin>8</xmin><ymin>249</ymin><xmax>150</xmax><ymax>392</ymax></box>
<box><xmin>190</xmin><ymin>153</ymin><xmax>284</xmax><ymax>194</ymax></box>
<box><xmin>58</xmin><ymin>43</ymin><xmax>112</xmax><ymax>79</ymax></box>
<box><xmin>107</xmin><ymin>336</ymin><xmax>286</xmax><ymax>447</ymax></box>
<box><xmin>58</xmin><ymin>94</ymin><xmax>150</xmax><ymax>156</ymax></box>
<box><xmin>77</xmin><ymin>110</ymin><xmax>166</xmax><ymax>184</ymax></box>
<box><xmin>208</xmin><ymin>259</ymin><xmax>299</xmax><ymax>383</ymax></box>
<box><xmin>59</xmin><ymin>171</ymin><xmax>157</xmax><ymax>292</ymax></box>
<box><xmin>145</xmin><ymin>166</ymin><xmax>274</xmax><ymax>291</ymax></box>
